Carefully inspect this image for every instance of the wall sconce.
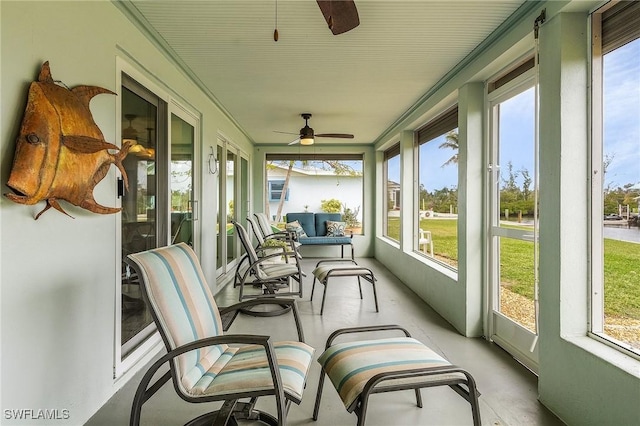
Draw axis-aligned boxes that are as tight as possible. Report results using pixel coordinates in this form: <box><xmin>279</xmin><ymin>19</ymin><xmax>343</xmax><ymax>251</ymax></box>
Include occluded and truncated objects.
<box><xmin>208</xmin><ymin>146</ymin><xmax>218</xmax><ymax>175</ymax></box>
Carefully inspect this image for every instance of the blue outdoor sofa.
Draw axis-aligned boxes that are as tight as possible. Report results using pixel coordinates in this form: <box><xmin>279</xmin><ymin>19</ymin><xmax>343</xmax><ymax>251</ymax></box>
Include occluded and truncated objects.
<box><xmin>286</xmin><ymin>212</ymin><xmax>354</xmax><ymax>259</ymax></box>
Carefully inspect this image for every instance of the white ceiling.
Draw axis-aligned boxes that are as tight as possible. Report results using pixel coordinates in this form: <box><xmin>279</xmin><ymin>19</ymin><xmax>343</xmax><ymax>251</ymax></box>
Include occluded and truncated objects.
<box><xmin>120</xmin><ymin>1</ymin><xmax>527</xmax><ymax>146</ymax></box>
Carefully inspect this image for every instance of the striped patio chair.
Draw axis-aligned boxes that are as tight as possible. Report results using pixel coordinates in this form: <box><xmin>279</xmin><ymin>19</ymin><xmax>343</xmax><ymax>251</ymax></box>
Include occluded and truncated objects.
<box><xmin>254</xmin><ymin>212</ymin><xmax>295</xmax><ymax>242</ymax></box>
<box><xmin>233</xmin><ymin>221</ymin><xmax>305</xmax><ymax>304</ymax></box>
<box><xmin>313</xmin><ymin>325</ymin><xmax>481</xmax><ymax>426</ymax></box>
<box><xmin>127</xmin><ymin>243</ymin><xmax>314</xmax><ymax>426</ymax></box>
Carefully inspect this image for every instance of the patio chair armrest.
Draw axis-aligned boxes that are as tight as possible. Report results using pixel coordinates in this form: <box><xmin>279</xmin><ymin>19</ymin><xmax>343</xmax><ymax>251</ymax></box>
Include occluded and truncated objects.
<box><xmin>255</xmin><ymin>246</ymin><xmax>288</xmax><ymax>257</ymax></box>
<box><xmin>324</xmin><ymin>324</ymin><xmax>412</xmax><ymax>349</ymax></box>
<box><xmin>265</xmin><ymin>231</ymin><xmax>297</xmax><ymax>241</ymax></box>
<box><xmin>254</xmin><ymin>250</ymin><xmax>302</xmax><ymax>267</ymax></box>
<box><xmin>253</xmin><ymin>250</ymin><xmax>291</xmax><ymax>264</ymax></box>
<box><xmin>130</xmin><ymin>334</ymin><xmax>279</xmax><ymax>426</ymax></box>
<box><xmin>219</xmin><ymin>299</ymin><xmax>305</xmax><ymax>342</ymax></box>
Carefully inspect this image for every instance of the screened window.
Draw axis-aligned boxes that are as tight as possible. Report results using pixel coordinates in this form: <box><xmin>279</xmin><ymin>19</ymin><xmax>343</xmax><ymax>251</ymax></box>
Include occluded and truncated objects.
<box><xmin>268</xmin><ymin>180</ymin><xmax>290</xmax><ymax>202</ymax></box>
<box><xmin>415</xmin><ymin>106</ymin><xmax>458</xmax><ymax>268</ymax></box>
<box><xmin>265</xmin><ymin>154</ymin><xmax>364</xmax><ymax>234</ymax></box>
<box><xmin>592</xmin><ymin>1</ymin><xmax>640</xmax><ymax>355</ymax></box>
<box><xmin>384</xmin><ymin>144</ymin><xmax>401</xmax><ymax>241</ymax></box>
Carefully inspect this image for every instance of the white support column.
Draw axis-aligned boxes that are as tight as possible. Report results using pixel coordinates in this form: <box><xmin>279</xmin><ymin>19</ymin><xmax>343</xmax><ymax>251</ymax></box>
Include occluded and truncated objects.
<box><xmin>400</xmin><ymin>130</ymin><xmax>415</xmax><ymax>251</ymax></box>
<box><xmin>458</xmin><ymin>82</ymin><xmax>485</xmax><ymax>336</ymax></box>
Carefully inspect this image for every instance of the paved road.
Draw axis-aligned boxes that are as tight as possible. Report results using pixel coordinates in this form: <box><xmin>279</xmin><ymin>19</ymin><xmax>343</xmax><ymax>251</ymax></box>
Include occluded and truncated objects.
<box><xmin>604</xmin><ymin>225</ymin><xmax>640</xmax><ymax>243</ymax></box>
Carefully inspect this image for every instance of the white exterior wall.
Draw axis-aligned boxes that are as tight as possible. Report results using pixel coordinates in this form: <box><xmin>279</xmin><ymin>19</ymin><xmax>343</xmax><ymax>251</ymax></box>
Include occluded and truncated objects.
<box><xmin>266</xmin><ymin>171</ymin><xmax>363</xmax><ymax>220</ymax></box>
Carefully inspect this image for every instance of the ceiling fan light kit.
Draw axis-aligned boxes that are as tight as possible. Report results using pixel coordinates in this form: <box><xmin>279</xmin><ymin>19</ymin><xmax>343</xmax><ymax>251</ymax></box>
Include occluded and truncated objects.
<box><xmin>300</xmin><ymin>137</ymin><xmax>315</xmax><ymax>145</ymax></box>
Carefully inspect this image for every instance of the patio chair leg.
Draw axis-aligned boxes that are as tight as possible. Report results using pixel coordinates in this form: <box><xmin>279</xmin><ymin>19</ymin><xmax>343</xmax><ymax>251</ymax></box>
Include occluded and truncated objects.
<box><xmin>312</xmin><ymin>372</ymin><xmax>326</xmax><ymax>421</ymax></box>
<box><xmin>320</xmin><ymin>281</ymin><xmax>328</xmax><ymax>315</ymax></box>
<box><xmin>357</xmin><ymin>276</ymin><xmax>363</xmax><ymax>299</ymax></box>
<box><xmin>415</xmin><ymin>389</ymin><xmax>423</xmax><ymax>408</ymax></box>
<box><xmin>371</xmin><ymin>274</ymin><xmax>379</xmax><ymax>312</ymax></box>
<box><xmin>311</xmin><ymin>277</ymin><xmax>317</xmax><ymax>301</ymax></box>
<box><xmin>356</xmin><ymin>394</ymin><xmax>370</xmax><ymax>426</ymax></box>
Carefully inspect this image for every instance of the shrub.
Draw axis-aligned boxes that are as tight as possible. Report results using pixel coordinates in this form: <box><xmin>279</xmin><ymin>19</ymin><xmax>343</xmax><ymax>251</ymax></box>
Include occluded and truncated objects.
<box><xmin>321</xmin><ymin>198</ymin><xmax>342</xmax><ymax>213</ymax></box>
<box><xmin>342</xmin><ymin>204</ymin><xmax>361</xmax><ymax>228</ymax></box>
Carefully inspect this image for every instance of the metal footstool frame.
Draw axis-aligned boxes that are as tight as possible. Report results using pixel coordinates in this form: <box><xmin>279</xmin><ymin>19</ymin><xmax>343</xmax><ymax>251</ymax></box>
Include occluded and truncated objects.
<box><xmin>313</xmin><ymin>325</ymin><xmax>482</xmax><ymax>426</ymax></box>
<box><xmin>311</xmin><ymin>259</ymin><xmax>379</xmax><ymax>315</ymax></box>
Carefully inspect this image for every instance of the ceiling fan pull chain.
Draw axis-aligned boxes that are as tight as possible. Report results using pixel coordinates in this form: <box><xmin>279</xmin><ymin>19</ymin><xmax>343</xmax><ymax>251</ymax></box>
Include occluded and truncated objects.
<box><xmin>273</xmin><ymin>0</ymin><xmax>279</xmax><ymax>41</ymax></box>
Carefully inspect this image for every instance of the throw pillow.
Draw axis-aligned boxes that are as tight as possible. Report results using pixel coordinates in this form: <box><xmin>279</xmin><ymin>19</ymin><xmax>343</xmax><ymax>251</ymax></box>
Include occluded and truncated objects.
<box><xmin>286</xmin><ymin>220</ymin><xmax>308</xmax><ymax>238</ymax></box>
<box><xmin>326</xmin><ymin>220</ymin><xmax>346</xmax><ymax>236</ymax></box>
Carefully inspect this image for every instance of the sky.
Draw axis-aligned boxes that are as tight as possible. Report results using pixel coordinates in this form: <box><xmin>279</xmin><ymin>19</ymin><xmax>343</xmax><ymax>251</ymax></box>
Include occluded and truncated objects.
<box><xmin>604</xmin><ymin>39</ymin><xmax>640</xmax><ymax>189</ymax></box>
<box><xmin>393</xmin><ymin>37</ymin><xmax>640</xmax><ymax>194</ymax></box>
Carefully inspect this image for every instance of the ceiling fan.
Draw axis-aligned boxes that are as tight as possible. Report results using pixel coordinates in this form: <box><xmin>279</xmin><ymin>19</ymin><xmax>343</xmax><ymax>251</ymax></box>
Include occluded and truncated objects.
<box><xmin>274</xmin><ymin>1</ymin><xmax>358</xmax><ymax>41</ymax></box>
<box><xmin>316</xmin><ymin>0</ymin><xmax>360</xmax><ymax>35</ymax></box>
<box><xmin>276</xmin><ymin>113</ymin><xmax>354</xmax><ymax>145</ymax></box>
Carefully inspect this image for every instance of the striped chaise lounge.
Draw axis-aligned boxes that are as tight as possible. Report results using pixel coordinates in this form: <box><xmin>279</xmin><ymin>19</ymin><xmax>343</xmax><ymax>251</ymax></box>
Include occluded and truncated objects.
<box><xmin>127</xmin><ymin>243</ymin><xmax>314</xmax><ymax>426</ymax></box>
<box><xmin>313</xmin><ymin>325</ymin><xmax>481</xmax><ymax>426</ymax></box>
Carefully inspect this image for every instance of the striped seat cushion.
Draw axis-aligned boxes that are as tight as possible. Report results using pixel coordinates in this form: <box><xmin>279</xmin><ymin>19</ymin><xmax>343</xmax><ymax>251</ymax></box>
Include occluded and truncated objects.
<box><xmin>189</xmin><ymin>341</ymin><xmax>314</xmax><ymax>402</ymax></box>
<box><xmin>317</xmin><ymin>337</ymin><xmax>464</xmax><ymax>410</ymax></box>
<box><xmin>129</xmin><ymin>244</ymin><xmax>228</xmax><ymax>393</ymax></box>
<box><xmin>312</xmin><ymin>264</ymin><xmax>371</xmax><ymax>282</ymax></box>
<box><xmin>257</xmin><ymin>262</ymin><xmax>300</xmax><ymax>280</ymax></box>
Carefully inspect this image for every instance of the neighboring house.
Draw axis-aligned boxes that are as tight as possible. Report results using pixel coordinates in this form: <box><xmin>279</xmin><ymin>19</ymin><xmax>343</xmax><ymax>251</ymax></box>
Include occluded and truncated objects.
<box><xmin>266</xmin><ymin>164</ymin><xmax>363</xmax><ymax>221</ymax></box>
<box><xmin>387</xmin><ymin>180</ymin><xmax>400</xmax><ymax>210</ymax></box>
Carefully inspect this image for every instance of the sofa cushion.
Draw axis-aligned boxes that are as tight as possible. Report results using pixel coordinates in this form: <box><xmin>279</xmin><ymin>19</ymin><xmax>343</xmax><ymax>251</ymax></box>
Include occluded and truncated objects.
<box><xmin>298</xmin><ymin>236</ymin><xmax>352</xmax><ymax>245</ymax></box>
<box><xmin>326</xmin><ymin>220</ymin><xmax>346</xmax><ymax>236</ymax></box>
<box><xmin>286</xmin><ymin>213</ymin><xmax>315</xmax><ymax>237</ymax></box>
<box><xmin>314</xmin><ymin>213</ymin><xmax>342</xmax><ymax>236</ymax></box>
<box><xmin>285</xmin><ymin>220</ymin><xmax>308</xmax><ymax>238</ymax></box>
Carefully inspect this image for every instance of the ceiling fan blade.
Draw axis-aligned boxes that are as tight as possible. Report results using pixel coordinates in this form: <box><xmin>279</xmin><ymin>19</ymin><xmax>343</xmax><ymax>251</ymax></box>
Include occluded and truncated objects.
<box><xmin>288</xmin><ymin>138</ymin><xmax>301</xmax><ymax>145</ymax></box>
<box><xmin>316</xmin><ymin>0</ymin><xmax>359</xmax><ymax>35</ymax></box>
<box><xmin>315</xmin><ymin>133</ymin><xmax>354</xmax><ymax>139</ymax></box>
<box><xmin>274</xmin><ymin>130</ymin><xmax>299</xmax><ymax>135</ymax></box>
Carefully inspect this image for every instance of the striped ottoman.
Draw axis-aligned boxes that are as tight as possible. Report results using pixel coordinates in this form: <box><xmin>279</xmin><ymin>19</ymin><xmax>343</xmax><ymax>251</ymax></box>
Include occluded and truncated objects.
<box><xmin>312</xmin><ymin>325</ymin><xmax>481</xmax><ymax>426</ymax></box>
<box><xmin>311</xmin><ymin>259</ymin><xmax>378</xmax><ymax>315</ymax></box>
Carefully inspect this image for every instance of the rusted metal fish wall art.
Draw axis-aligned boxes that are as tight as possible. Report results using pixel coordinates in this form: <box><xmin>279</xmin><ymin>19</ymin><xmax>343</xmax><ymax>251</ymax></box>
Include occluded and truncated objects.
<box><xmin>4</xmin><ymin>61</ymin><xmax>131</xmax><ymax>219</ymax></box>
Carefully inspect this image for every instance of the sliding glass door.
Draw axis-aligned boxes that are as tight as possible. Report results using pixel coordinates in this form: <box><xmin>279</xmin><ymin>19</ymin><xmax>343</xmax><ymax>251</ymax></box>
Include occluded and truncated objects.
<box><xmin>117</xmin><ymin>70</ymin><xmax>199</xmax><ymax>375</ymax></box>
<box><xmin>216</xmin><ymin>138</ymin><xmax>249</xmax><ymax>277</ymax></box>
<box><xmin>170</xmin><ymin>108</ymin><xmax>198</xmax><ymax>248</ymax></box>
<box><xmin>120</xmin><ymin>75</ymin><xmax>166</xmax><ymax>361</ymax></box>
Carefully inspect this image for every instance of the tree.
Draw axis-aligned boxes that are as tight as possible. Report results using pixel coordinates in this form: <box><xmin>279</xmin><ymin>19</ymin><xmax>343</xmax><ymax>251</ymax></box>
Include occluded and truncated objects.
<box><xmin>502</xmin><ymin>161</ymin><xmax>519</xmax><ymax>193</ymax></box>
<box><xmin>274</xmin><ymin>161</ymin><xmax>294</xmax><ymax>223</ymax></box>
<box><xmin>439</xmin><ymin>130</ymin><xmax>459</xmax><ymax>167</ymax></box>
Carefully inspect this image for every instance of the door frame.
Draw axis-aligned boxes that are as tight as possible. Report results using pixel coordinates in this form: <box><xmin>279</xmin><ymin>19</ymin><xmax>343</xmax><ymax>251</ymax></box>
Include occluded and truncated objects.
<box><xmin>114</xmin><ymin>58</ymin><xmax>201</xmax><ymax>378</ymax></box>
<box><xmin>485</xmin><ymin>67</ymin><xmax>540</xmax><ymax>373</ymax></box>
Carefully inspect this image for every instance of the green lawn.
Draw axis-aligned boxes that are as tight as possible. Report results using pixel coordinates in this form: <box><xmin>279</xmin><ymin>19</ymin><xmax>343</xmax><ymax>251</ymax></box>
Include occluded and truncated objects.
<box><xmin>604</xmin><ymin>239</ymin><xmax>640</xmax><ymax>318</ymax></box>
<box><xmin>386</xmin><ymin>216</ymin><xmax>640</xmax><ymax>319</ymax></box>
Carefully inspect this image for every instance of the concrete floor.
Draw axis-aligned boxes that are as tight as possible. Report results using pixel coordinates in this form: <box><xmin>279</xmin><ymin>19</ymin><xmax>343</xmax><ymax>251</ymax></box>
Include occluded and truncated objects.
<box><xmin>87</xmin><ymin>257</ymin><xmax>564</xmax><ymax>426</ymax></box>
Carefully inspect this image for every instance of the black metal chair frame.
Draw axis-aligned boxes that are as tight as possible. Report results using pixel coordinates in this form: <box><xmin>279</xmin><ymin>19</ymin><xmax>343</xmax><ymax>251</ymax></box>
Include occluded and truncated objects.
<box><xmin>233</xmin><ymin>218</ymin><xmax>300</xmax><ymax>290</ymax></box>
<box><xmin>313</xmin><ymin>325</ymin><xmax>482</xmax><ymax>426</ymax></box>
<box><xmin>232</xmin><ymin>221</ymin><xmax>304</xmax><ymax>307</ymax></box>
<box><xmin>253</xmin><ymin>212</ymin><xmax>296</xmax><ymax>242</ymax></box>
<box><xmin>127</xmin><ymin>250</ymin><xmax>308</xmax><ymax>426</ymax></box>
